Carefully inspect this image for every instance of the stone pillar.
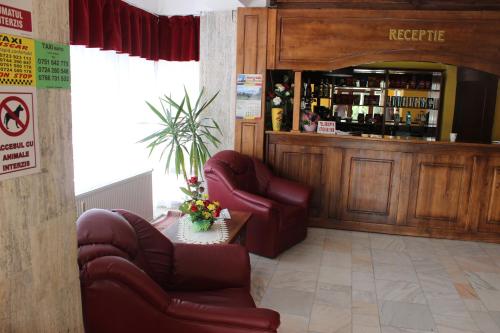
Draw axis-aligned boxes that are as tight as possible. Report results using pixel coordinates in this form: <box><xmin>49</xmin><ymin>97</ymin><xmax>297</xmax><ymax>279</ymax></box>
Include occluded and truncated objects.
<box><xmin>199</xmin><ymin>11</ymin><xmax>237</xmax><ymax>154</ymax></box>
<box><xmin>0</xmin><ymin>0</ymin><xmax>84</xmax><ymax>331</ymax></box>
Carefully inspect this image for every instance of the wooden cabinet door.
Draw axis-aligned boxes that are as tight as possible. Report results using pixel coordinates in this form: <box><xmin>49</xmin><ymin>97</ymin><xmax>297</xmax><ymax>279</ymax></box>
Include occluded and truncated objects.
<box><xmin>476</xmin><ymin>156</ymin><xmax>500</xmax><ymax>233</ymax></box>
<box><xmin>406</xmin><ymin>153</ymin><xmax>473</xmax><ymax>230</ymax></box>
<box><xmin>234</xmin><ymin>8</ymin><xmax>269</xmax><ymax>160</ymax></box>
<box><xmin>339</xmin><ymin>149</ymin><xmax>402</xmax><ymax>225</ymax></box>
<box><xmin>273</xmin><ymin>144</ymin><xmax>333</xmax><ymax>218</ymax></box>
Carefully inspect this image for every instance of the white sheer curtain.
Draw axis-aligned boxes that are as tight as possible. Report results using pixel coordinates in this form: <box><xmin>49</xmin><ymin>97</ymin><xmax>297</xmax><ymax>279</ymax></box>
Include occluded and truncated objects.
<box><xmin>71</xmin><ymin>46</ymin><xmax>199</xmax><ymax>214</ymax></box>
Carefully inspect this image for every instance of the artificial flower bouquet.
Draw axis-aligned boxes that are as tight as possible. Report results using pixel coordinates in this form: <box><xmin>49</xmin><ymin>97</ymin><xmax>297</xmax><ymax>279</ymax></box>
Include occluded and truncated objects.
<box><xmin>179</xmin><ymin>176</ymin><xmax>222</xmax><ymax>232</ymax></box>
<box><xmin>268</xmin><ymin>80</ymin><xmax>293</xmax><ymax>108</ymax></box>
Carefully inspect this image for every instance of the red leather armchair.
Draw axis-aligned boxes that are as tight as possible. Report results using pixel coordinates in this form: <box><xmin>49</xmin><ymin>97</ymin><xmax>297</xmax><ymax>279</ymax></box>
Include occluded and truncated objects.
<box><xmin>77</xmin><ymin>208</ymin><xmax>280</xmax><ymax>333</ymax></box>
<box><xmin>204</xmin><ymin>150</ymin><xmax>313</xmax><ymax>258</ymax></box>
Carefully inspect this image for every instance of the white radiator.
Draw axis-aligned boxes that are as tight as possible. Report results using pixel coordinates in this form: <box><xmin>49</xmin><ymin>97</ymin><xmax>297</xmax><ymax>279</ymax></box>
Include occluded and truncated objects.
<box><xmin>75</xmin><ymin>170</ymin><xmax>154</xmax><ymax>221</ymax></box>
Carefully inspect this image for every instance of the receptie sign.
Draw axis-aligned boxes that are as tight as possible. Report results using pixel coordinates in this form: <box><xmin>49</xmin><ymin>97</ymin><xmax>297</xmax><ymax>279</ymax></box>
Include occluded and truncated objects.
<box><xmin>0</xmin><ymin>86</ymin><xmax>39</xmax><ymax>180</ymax></box>
<box><xmin>0</xmin><ymin>0</ymin><xmax>33</xmax><ymax>37</ymax></box>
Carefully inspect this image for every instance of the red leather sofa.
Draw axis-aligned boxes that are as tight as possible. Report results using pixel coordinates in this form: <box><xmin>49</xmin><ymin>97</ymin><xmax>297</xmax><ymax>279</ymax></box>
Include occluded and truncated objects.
<box><xmin>204</xmin><ymin>150</ymin><xmax>312</xmax><ymax>258</ymax></box>
<box><xmin>77</xmin><ymin>208</ymin><xmax>280</xmax><ymax>333</ymax></box>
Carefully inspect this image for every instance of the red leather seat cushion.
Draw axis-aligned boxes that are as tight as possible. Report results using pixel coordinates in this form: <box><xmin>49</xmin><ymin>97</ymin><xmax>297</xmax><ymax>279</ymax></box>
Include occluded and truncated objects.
<box><xmin>169</xmin><ymin>288</ymin><xmax>256</xmax><ymax>308</ymax></box>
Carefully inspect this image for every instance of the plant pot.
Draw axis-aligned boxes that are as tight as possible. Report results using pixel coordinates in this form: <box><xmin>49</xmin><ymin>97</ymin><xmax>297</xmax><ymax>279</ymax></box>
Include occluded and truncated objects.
<box><xmin>303</xmin><ymin>123</ymin><xmax>317</xmax><ymax>132</ymax></box>
<box><xmin>191</xmin><ymin>218</ymin><xmax>213</xmax><ymax>232</ymax></box>
<box><xmin>271</xmin><ymin>108</ymin><xmax>283</xmax><ymax>131</ymax></box>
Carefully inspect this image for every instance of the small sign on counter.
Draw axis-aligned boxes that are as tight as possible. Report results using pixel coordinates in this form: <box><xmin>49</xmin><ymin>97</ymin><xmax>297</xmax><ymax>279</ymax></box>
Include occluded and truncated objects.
<box><xmin>317</xmin><ymin>121</ymin><xmax>336</xmax><ymax>134</ymax></box>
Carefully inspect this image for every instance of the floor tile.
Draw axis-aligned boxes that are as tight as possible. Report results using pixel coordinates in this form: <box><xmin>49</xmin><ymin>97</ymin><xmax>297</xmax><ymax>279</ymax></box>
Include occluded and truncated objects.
<box><xmin>252</xmin><ymin>228</ymin><xmax>500</xmax><ymax>333</ymax></box>
<box><xmin>353</xmin><ymin>271</ymin><xmax>376</xmax><ymax>292</ymax></box>
<box><xmin>469</xmin><ymin>311</ymin><xmax>500</xmax><ymax>333</ymax></box>
<box><xmin>324</xmin><ymin>237</ymin><xmax>352</xmax><ymax>253</ymax></box>
<box><xmin>372</xmin><ymin>249</ymin><xmax>413</xmax><ymax>266</ymax></box>
<box><xmin>374</xmin><ymin>263</ymin><xmax>418</xmax><ymax>283</ymax></box>
<box><xmin>379</xmin><ymin>301</ymin><xmax>436</xmax><ymax>331</ymax></box>
<box><xmin>488</xmin><ymin>311</ymin><xmax>500</xmax><ymax>330</ymax></box>
<box><xmin>260</xmin><ymin>287</ymin><xmax>315</xmax><ymax>317</ymax></box>
<box><xmin>269</xmin><ymin>269</ymin><xmax>318</xmax><ymax>293</ymax></box>
<box><xmin>432</xmin><ymin>313</ymin><xmax>479</xmax><ymax>332</ymax></box>
<box><xmin>353</xmin><ymin>313</ymin><xmax>380</xmax><ymax>327</ymax></box>
<box><xmin>309</xmin><ymin>303</ymin><xmax>351</xmax><ymax>333</ymax></box>
<box><xmin>375</xmin><ymin>279</ymin><xmax>426</xmax><ymax>304</ymax></box>
<box><xmin>454</xmin><ymin>256</ymin><xmax>500</xmax><ymax>273</ymax></box>
<box><xmin>462</xmin><ymin>299</ymin><xmax>488</xmax><ymax>312</ymax></box>
<box><xmin>353</xmin><ymin>325</ymin><xmax>382</xmax><ymax>333</ymax></box>
<box><xmin>315</xmin><ymin>282</ymin><xmax>351</xmax><ymax>308</ymax></box>
<box><xmin>381</xmin><ymin>326</ymin><xmax>434</xmax><ymax>333</ymax></box>
<box><xmin>370</xmin><ymin>235</ymin><xmax>406</xmax><ymax>252</ymax></box>
<box><xmin>319</xmin><ymin>266</ymin><xmax>352</xmax><ymax>286</ymax></box>
<box><xmin>321</xmin><ymin>251</ymin><xmax>352</xmax><ymax>269</ymax></box>
<box><xmin>426</xmin><ymin>296</ymin><xmax>469</xmax><ymax>317</ymax></box>
<box><xmin>278</xmin><ymin>313</ymin><xmax>310</xmax><ymax>333</ymax></box>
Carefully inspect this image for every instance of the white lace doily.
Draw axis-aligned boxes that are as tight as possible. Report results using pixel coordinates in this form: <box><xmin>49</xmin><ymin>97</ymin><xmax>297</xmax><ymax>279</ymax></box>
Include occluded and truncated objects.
<box><xmin>176</xmin><ymin>215</ymin><xmax>229</xmax><ymax>244</ymax></box>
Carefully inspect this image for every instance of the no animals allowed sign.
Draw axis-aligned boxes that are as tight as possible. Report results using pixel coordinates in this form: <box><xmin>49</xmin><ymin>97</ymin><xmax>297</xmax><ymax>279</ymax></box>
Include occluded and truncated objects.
<box><xmin>0</xmin><ymin>86</ymin><xmax>39</xmax><ymax>180</ymax></box>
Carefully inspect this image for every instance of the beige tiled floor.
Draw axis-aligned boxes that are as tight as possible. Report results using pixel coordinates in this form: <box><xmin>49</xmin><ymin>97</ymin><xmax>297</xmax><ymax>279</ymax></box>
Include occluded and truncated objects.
<box><xmin>250</xmin><ymin>228</ymin><xmax>500</xmax><ymax>333</ymax></box>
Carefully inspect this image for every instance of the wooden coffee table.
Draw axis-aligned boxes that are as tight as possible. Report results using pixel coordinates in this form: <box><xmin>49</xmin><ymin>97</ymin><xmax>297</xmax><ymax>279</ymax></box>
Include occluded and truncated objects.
<box><xmin>163</xmin><ymin>210</ymin><xmax>251</xmax><ymax>245</ymax></box>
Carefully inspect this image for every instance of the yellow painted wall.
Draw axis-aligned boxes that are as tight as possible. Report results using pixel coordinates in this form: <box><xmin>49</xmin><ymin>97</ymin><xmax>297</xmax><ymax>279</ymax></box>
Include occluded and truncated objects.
<box><xmin>365</xmin><ymin>61</ymin><xmax>457</xmax><ymax>140</ymax></box>
<box><xmin>492</xmin><ymin>81</ymin><xmax>500</xmax><ymax>141</ymax></box>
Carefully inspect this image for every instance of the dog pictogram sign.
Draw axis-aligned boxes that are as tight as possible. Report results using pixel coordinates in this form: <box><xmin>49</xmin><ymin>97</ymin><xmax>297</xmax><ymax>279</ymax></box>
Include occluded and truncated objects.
<box><xmin>0</xmin><ymin>96</ymin><xmax>30</xmax><ymax>136</ymax></box>
<box><xmin>0</xmin><ymin>86</ymin><xmax>39</xmax><ymax>181</ymax></box>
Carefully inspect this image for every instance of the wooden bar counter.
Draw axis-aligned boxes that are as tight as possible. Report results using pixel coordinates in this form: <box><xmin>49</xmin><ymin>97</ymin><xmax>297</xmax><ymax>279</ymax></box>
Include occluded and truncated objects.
<box><xmin>266</xmin><ymin>131</ymin><xmax>500</xmax><ymax>242</ymax></box>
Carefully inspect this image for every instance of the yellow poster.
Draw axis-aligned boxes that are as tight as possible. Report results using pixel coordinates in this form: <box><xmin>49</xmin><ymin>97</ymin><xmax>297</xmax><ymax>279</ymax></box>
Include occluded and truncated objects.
<box><xmin>0</xmin><ymin>33</ymin><xmax>35</xmax><ymax>86</ymax></box>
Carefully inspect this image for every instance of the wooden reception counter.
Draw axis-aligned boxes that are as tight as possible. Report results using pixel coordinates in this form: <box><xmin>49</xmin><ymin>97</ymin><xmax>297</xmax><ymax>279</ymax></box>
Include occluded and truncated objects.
<box><xmin>266</xmin><ymin>131</ymin><xmax>500</xmax><ymax>242</ymax></box>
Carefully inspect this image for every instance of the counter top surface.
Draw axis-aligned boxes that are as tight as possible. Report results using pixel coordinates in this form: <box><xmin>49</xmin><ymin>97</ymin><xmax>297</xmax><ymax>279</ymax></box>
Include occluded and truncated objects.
<box><xmin>266</xmin><ymin>130</ymin><xmax>500</xmax><ymax>150</ymax></box>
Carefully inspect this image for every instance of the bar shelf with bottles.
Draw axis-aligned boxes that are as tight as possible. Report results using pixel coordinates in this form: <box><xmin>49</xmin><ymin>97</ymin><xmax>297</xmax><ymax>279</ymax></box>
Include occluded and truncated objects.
<box><xmin>300</xmin><ymin>68</ymin><xmax>444</xmax><ymax>140</ymax></box>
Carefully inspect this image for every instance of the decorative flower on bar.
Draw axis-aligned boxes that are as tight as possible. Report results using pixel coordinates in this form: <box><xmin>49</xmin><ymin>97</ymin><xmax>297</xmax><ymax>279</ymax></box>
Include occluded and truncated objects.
<box><xmin>268</xmin><ymin>75</ymin><xmax>293</xmax><ymax>107</ymax></box>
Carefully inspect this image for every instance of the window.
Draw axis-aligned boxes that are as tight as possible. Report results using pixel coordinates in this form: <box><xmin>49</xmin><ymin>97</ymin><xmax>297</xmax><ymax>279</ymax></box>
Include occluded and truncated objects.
<box><xmin>71</xmin><ymin>46</ymin><xmax>199</xmax><ymax>214</ymax></box>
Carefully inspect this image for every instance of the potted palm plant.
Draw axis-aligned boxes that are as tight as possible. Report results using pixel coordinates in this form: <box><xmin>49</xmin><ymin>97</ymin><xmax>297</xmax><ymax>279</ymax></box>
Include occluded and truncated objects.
<box><xmin>140</xmin><ymin>88</ymin><xmax>223</xmax><ymax>231</ymax></box>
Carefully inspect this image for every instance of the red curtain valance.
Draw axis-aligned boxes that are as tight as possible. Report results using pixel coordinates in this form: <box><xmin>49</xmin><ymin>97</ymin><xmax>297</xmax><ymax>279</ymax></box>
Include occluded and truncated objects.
<box><xmin>69</xmin><ymin>0</ymin><xmax>199</xmax><ymax>61</ymax></box>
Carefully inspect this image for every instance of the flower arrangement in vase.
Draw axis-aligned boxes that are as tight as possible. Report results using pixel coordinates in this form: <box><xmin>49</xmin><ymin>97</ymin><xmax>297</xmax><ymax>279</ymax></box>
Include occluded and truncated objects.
<box><xmin>301</xmin><ymin>111</ymin><xmax>319</xmax><ymax>132</ymax></box>
<box><xmin>179</xmin><ymin>176</ymin><xmax>222</xmax><ymax>232</ymax></box>
<box><xmin>267</xmin><ymin>77</ymin><xmax>293</xmax><ymax>131</ymax></box>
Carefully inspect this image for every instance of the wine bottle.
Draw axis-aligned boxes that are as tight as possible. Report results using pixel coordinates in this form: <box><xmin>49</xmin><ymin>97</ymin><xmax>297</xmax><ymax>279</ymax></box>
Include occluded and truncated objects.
<box><xmin>406</xmin><ymin>111</ymin><xmax>412</xmax><ymax>125</ymax></box>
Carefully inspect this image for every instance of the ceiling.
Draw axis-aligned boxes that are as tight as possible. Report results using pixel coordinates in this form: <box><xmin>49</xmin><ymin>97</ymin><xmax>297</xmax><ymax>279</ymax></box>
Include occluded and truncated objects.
<box><xmin>124</xmin><ymin>0</ymin><xmax>267</xmax><ymax>15</ymax></box>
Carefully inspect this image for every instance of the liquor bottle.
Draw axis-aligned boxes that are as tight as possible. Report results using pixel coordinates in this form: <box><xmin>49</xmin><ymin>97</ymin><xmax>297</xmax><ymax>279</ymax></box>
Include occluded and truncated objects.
<box><xmin>394</xmin><ymin>109</ymin><xmax>400</xmax><ymax>124</ymax></box>
<box><xmin>406</xmin><ymin>111</ymin><xmax>412</xmax><ymax>125</ymax></box>
<box><xmin>305</xmin><ymin>79</ymin><xmax>312</xmax><ymax>98</ymax></box>
<box><xmin>319</xmin><ymin>79</ymin><xmax>324</xmax><ymax>98</ymax></box>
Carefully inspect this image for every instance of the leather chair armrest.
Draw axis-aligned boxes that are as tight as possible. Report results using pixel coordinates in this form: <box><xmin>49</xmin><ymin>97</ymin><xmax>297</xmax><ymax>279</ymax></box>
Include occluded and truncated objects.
<box><xmin>168</xmin><ymin>299</ymin><xmax>280</xmax><ymax>332</ymax></box>
<box><xmin>170</xmin><ymin>243</ymin><xmax>251</xmax><ymax>291</ymax></box>
<box><xmin>233</xmin><ymin>189</ymin><xmax>276</xmax><ymax>210</ymax></box>
<box><xmin>266</xmin><ymin>177</ymin><xmax>312</xmax><ymax>209</ymax></box>
<box><xmin>81</xmin><ymin>256</ymin><xmax>170</xmax><ymax>311</ymax></box>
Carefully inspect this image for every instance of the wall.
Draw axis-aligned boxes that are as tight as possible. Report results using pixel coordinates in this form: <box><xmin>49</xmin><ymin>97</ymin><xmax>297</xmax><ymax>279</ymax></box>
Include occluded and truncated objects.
<box><xmin>199</xmin><ymin>11</ymin><xmax>237</xmax><ymax>154</ymax></box>
<box><xmin>0</xmin><ymin>0</ymin><xmax>84</xmax><ymax>331</ymax></box>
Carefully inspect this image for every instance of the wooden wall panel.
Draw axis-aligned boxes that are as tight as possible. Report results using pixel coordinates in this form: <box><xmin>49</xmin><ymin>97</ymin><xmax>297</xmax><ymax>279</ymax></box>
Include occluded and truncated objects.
<box><xmin>340</xmin><ymin>149</ymin><xmax>402</xmax><ymax>225</ymax></box>
<box><xmin>266</xmin><ymin>132</ymin><xmax>500</xmax><ymax>242</ymax></box>
<box><xmin>477</xmin><ymin>157</ymin><xmax>500</xmax><ymax>233</ymax></box>
<box><xmin>234</xmin><ymin>8</ymin><xmax>268</xmax><ymax>160</ymax></box>
<box><xmin>487</xmin><ymin>168</ymin><xmax>500</xmax><ymax>224</ymax></box>
<box><xmin>272</xmin><ymin>0</ymin><xmax>500</xmax><ymax>10</ymax></box>
<box><xmin>347</xmin><ymin>158</ymin><xmax>393</xmax><ymax>215</ymax></box>
<box><xmin>274</xmin><ymin>145</ymin><xmax>330</xmax><ymax>218</ymax></box>
<box><xmin>407</xmin><ymin>154</ymin><xmax>473</xmax><ymax>230</ymax></box>
<box><xmin>240</xmin><ymin>123</ymin><xmax>257</xmax><ymax>157</ymax></box>
<box><xmin>274</xmin><ymin>9</ymin><xmax>500</xmax><ymax>75</ymax></box>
